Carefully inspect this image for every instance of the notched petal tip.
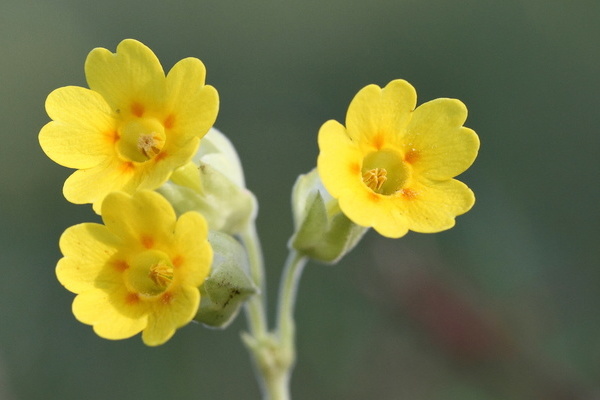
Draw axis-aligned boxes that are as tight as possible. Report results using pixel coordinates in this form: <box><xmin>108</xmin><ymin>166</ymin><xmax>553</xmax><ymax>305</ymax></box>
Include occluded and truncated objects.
<box><xmin>114</xmin><ymin>39</ymin><xmax>161</xmax><ymax>68</ymax></box>
<box><xmin>382</xmin><ymin>79</ymin><xmax>417</xmax><ymax>100</ymax></box>
<box><xmin>167</xmin><ymin>57</ymin><xmax>207</xmax><ymax>84</ymax></box>
<box><xmin>317</xmin><ymin>119</ymin><xmax>350</xmax><ymax>149</ymax></box>
<box><xmin>85</xmin><ymin>39</ymin><xmax>166</xmax><ymax>108</ymax></box>
<box><xmin>346</xmin><ymin>79</ymin><xmax>417</xmax><ymax>142</ymax></box>
<box><xmin>414</xmin><ymin>97</ymin><xmax>469</xmax><ymax>128</ymax></box>
<box><xmin>462</xmin><ymin>126</ymin><xmax>481</xmax><ymax>154</ymax></box>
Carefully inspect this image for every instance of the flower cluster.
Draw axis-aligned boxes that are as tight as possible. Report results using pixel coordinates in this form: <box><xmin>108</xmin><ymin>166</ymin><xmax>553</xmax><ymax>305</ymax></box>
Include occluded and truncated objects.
<box><xmin>40</xmin><ymin>39</ymin><xmax>243</xmax><ymax>345</ymax></box>
<box><xmin>41</xmin><ymin>40</ymin><xmax>479</xmax><ymax>350</ymax></box>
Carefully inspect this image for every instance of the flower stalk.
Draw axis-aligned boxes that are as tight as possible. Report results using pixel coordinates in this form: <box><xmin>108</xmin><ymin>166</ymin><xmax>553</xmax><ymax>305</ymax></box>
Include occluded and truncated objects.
<box><xmin>240</xmin><ymin>222</ymin><xmax>308</xmax><ymax>400</ymax></box>
<box><xmin>239</xmin><ymin>223</ymin><xmax>268</xmax><ymax>339</ymax></box>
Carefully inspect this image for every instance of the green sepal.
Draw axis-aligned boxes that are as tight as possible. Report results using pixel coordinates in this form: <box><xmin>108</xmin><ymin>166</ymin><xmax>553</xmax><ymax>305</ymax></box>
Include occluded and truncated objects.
<box><xmin>290</xmin><ymin>169</ymin><xmax>368</xmax><ymax>263</ymax></box>
<box><xmin>158</xmin><ymin>162</ymin><xmax>257</xmax><ymax>235</ymax></box>
<box><xmin>195</xmin><ymin>231</ymin><xmax>258</xmax><ymax>328</ymax></box>
<box><xmin>157</xmin><ymin>128</ymin><xmax>257</xmax><ymax>235</ymax></box>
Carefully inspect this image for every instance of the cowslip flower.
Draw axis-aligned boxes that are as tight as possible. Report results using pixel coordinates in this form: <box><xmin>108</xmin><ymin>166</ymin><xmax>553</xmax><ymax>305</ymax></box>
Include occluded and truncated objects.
<box><xmin>317</xmin><ymin>79</ymin><xmax>479</xmax><ymax>238</ymax></box>
<box><xmin>39</xmin><ymin>39</ymin><xmax>219</xmax><ymax>211</ymax></box>
<box><xmin>56</xmin><ymin>190</ymin><xmax>212</xmax><ymax>346</ymax></box>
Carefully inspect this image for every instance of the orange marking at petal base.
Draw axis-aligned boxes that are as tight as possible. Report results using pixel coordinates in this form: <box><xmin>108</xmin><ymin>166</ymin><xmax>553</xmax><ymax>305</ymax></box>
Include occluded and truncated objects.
<box><xmin>105</xmin><ymin>130</ymin><xmax>119</xmax><ymax>144</ymax></box>
<box><xmin>154</xmin><ymin>151</ymin><xmax>168</xmax><ymax>162</ymax></box>
<box><xmin>125</xmin><ymin>292</ymin><xmax>140</xmax><ymax>304</ymax></box>
<box><xmin>171</xmin><ymin>255</ymin><xmax>184</xmax><ymax>268</ymax></box>
<box><xmin>141</xmin><ymin>235</ymin><xmax>154</xmax><ymax>249</ymax></box>
<box><xmin>367</xmin><ymin>191</ymin><xmax>380</xmax><ymax>202</ymax></box>
<box><xmin>404</xmin><ymin>149</ymin><xmax>420</xmax><ymax>164</ymax></box>
<box><xmin>113</xmin><ymin>260</ymin><xmax>129</xmax><ymax>271</ymax></box>
<box><xmin>163</xmin><ymin>114</ymin><xmax>175</xmax><ymax>129</ymax></box>
<box><xmin>372</xmin><ymin>133</ymin><xmax>384</xmax><ymax>150</ymax></box>
<box><xmin>161</xmin><ymin>292</ymin><xmax>174</xmax><ymax>304</ymax></box>
<box><xmin>349</xmin><ymin>162</ymin><xmax>360</xmax><ymax>175</ymax></box>
<box><xmin>401</xmin><ymin>188</ymin><xmax>418</xmax><ymax>199</ymax></box>
<box><xmin>120</xmin><ymin>162</ymin><xmax>135</xmax><ymax>173</ymax></box>
<box><xmin>131</xmin><ymin>102</ymin><xmax>145</xmax><ymax>117</ymax></box>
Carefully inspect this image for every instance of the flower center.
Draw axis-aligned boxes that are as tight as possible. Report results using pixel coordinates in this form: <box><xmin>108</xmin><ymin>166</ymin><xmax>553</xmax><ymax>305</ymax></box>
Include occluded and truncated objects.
<box><xmin>117</xmin><ymin>118</ymin><xmax>166</xmax><ymax>162</ymax></box>
<box><xmin>362</xmin><ymin>168</ymin><xmax>387</xmax><ymax>191</ymax></box>
<box><xmin>361</xmin><ymin>149</ymin><xmax>408</xmax><ymax>195</ymax></box>
<box><xmin>125</xmin><ymin>250</ymin><xmax>174</xmax><ymax>297</ymax></box>
<box><xmin>149</xmin><ymin>263</ymin><xmax>174</xmax><ymax>288</ymax></box>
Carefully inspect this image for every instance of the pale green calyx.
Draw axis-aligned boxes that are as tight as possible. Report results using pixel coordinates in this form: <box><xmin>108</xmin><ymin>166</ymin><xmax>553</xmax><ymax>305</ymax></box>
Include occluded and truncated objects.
<box><xmin>192</xmin><ymin>127</ymin><xmax>247</xmax><ymax>188</ymax></box>
<box><xmin>157</xmin><ymin>127</ymin><xmax>257</xmax><ymax>235</ymax></box>
<box><xmin>290</xmin><ymin>169</ymin><xmax>368</xmax><ymax>263</ymax></box>
<box><xmin>195</xmin><ymin>231</ymin><xmax>258</xmax><ymax>328</ymax></box>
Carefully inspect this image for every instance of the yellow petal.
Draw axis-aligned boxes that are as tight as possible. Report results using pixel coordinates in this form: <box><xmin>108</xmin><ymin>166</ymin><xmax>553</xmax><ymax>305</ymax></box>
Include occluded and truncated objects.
<box><xmin>85</xmin><ymin>39</ymin><xmax>166</xmax><ymax>112</ymax></box>
<box><xmin>338</xmin><ymin>189</ymin><xmax>410</xmax><ymax>238</ymax></box>
<box><xmin>62</xmin><ymin>139</ymin><xmax>198</xmax><ymax>212</ymax></box>
<box><xmin>345</xmin><ymin>79</ymin><xmax>416</xmax><ymax>145</ymax></box>
<box><xmin>405</xmin><ymin>98</ymin><xmax>480</xmax><ymax>179</ymax></box>
<box><xmin>56</xmin><ymin>223</ymin><xmax>120</xmax><ymax>293</ymax></box>
<box><xmin>165</xmin><ymin>58</ymin><xmax>219</xmax><ymax>145</ymax></box>
<box><xmin>101</xmin><ymin>191</ymin><xmax>177</xmax><ymax>247</ymax></box>
<box><xmin>317</xmin><ymin>120</ymin><xmax>363</xmax><ymax>199</ymax></box>
<box><xmin>72</xmin><ymin>288</ymin><xmax>148</xmax><ymax>340</ymax></box>
<box><xmin>149</xmin><ymin>136</ymin><xmax>200</xmax><ymax>183</ymax></box>
<box><xmin>62</xmin><ymin>158</ymin><xmax>138</xmax><ymax>210</ymax></box>
<box><xmin>400</xmin><ymin>178</ymin><xmax>475</xmax><ymax>233</ymax></box>
<box><xmin>173</xmin><ymin>212</ymin><xmax>212</xmax><ymax>287</ymax></box>
<box><xmin>39</xmin><ymin>86</ymin><xmax>116</xmax><ymax>169</ymax></box>
<box><xmin>142</xmin><ymin>286</ymin><xmax>200</xmax><ymax>346</ymax></box>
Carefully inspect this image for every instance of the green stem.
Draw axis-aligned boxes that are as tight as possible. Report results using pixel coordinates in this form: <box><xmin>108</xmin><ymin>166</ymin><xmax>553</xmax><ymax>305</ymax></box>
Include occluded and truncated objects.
<box><xmin>275</xmin><ymin>250</ymin><xmax>308</xmax><ymax>355</ymax></box>
<box><xmin>239</xmin><ymin>223</ymin><xmax>268</xmax><ymax>339</ymax></box>
<box><xmin>240</xmin><ymin>223</ymin><xmax>308</xmax><ymax>400</ymax></box>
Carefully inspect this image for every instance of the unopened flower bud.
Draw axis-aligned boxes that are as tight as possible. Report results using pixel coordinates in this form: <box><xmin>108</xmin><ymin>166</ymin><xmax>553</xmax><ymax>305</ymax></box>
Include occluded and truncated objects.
<box><xmin>290</xmin><ymin>169</ymin><xmax>367</xmax><ymax>263</ymax></box>
<box><xmin>195</xmin><ymin>231</ymin><xmax>257</xmax><ymax>328</ymax></box>
<box><xmin>158</xmin><ymin>128</ymin><xmax>257</xmax><ymax>235</ymax></box>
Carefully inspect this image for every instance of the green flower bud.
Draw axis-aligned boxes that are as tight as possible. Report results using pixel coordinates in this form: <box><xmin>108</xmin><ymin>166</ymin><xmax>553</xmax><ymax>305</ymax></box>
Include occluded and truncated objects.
<box><xmin>157</xmin><ymin>128</ymin><xmax>257</xmax><ymax>235</ymax></box>
<box><xmin>290</xmin><ymin>169</ymin><xmax>368</xmax><ymax>263</ymax></box>
<box><xmin>195</xmin><ymin>231</ymin><xmax>258</xmax><ymax>328</ymax></box>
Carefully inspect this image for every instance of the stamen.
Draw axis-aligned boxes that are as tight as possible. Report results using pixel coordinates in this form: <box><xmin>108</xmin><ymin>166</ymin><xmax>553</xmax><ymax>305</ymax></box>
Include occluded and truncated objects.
<box><xmin>138</xmin><ymin>134</ymin><xmax>161</xmax><ymax>159</ymax></box>
<box><xmin>363</xmin><ymin>168</ymin><xmax>387</xmax><ymax>192</ymax></box>
<box><xmin>117</xmin><ymin>118</ymin><xmax>166</xmax><ymax>162</ymax></box>
<box><xmin>148</xmin><ymin>264</ymin><xmax>174</xmax><ymax>288</ymax></box>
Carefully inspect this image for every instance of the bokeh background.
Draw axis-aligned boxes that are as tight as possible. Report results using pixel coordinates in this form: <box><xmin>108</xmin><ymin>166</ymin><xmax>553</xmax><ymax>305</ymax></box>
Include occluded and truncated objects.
<box><xmin>1</xmin><ymin>0</ymin><xmax>598</xmax><ymax>399</ymax></box>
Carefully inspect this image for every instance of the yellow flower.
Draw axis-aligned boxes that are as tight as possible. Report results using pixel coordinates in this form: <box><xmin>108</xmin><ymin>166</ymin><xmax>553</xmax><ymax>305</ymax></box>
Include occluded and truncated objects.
<box><xmin>56</xmin><ymin>190</ymin><xmax>212</xmax><ymax>346</ymax></box>
<box><xmin>317</xmin><ymin>79</ymin><xmax>480</xmax><ymax>238</ymax></box>
<box><xmin>39</xmin><ymin>39</ymin><xmax>219</xmax><ymax>212</ymax></box>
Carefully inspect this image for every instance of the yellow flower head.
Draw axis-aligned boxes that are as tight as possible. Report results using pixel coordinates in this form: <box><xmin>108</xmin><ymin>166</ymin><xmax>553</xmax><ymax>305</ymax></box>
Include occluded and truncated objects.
<box><xmin>56</xmin><ymin>190</ymin><xmax>213</xmax><ymax>346</ymax></box>
<box><xmin>39</xmin><ymin>39</ymin><xmax>219</xmax><ymax>211</ymax></box>
<box><xmin>317</xmin><ymin>79</ymin><xmax>480</xmax><ymax>238</ymax></box>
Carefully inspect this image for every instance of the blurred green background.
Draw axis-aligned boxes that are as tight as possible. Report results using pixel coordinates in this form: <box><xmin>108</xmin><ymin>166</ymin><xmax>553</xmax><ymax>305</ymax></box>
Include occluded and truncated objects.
<box><xmin>1</xmin><ymin>0</ymin><xmax>598</xmax><ymax>399</ymax></box>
